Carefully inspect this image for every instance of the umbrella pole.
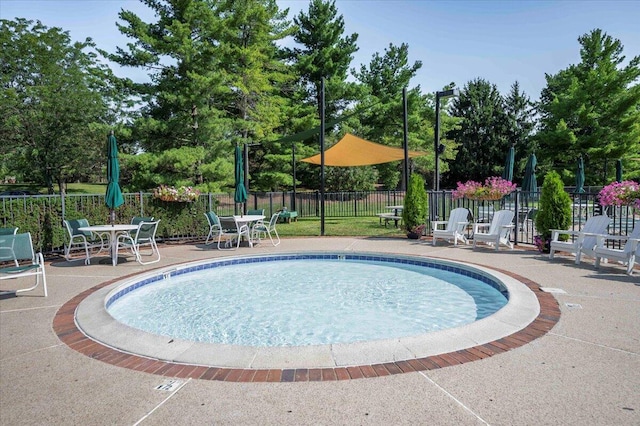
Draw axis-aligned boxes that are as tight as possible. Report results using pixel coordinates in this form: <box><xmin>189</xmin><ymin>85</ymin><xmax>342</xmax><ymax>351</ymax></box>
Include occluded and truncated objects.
<box><xmin>109</xmin><ymin>209</ymin><xmax>116</xmax><ymax>226</ymax></box>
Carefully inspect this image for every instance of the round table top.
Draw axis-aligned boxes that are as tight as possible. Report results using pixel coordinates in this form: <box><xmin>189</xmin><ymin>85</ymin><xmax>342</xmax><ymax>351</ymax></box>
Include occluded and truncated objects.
<box><xmin>232</xmin><ymin>215</ymin><xmax>265</xmax><ymax>222</ymax></box>
<box><xmin>78</xmin><ymin>224</ymin><xmax>138</xmax><ymax>232</ymax></box>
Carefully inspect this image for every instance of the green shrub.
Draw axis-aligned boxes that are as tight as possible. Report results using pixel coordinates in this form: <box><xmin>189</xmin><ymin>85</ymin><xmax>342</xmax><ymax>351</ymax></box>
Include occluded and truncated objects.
<box><xmin>535</xmin><ymin>171</ymin><xmax>572</xmax><ymax>240</ymax></box>
<box><xmin>402</xmin><ymin>174</ymin><xmax>428</xmax><ymax>233</ymax></box>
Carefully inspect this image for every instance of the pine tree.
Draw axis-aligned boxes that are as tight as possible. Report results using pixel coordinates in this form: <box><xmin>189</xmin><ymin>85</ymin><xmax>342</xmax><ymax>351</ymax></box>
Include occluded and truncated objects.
<box><xmin>536</xmin><ymin>29</ymin><xmax>640</xmax><ymax>184</ymax></box>
<box><xmin>504</xmin><ymin>82</ymin><xmax>536</xmax><ymax>183</ymax></box>
<box><xmin>288</xmin><ymin>0</ymin><xmax>359</xmax><ymax>120</ymax></box>
<box><xmin>402</xmin><ymin>174</ymin><xmax>427</xmax><ymax>234</ymax></box>
<box><xmin>353</xmin><ymin>43</ymin><xmax>426</xmax><ymax>189</ymax></box>
<box><xmin>535</xmin><ymin>171</ymin><xmax>572</xmax><ymax>241</ymax></box>
<box><xmin>446</xmin><ymin>78</ymin><xmax>510</xmax><ymax>186</ymax></box>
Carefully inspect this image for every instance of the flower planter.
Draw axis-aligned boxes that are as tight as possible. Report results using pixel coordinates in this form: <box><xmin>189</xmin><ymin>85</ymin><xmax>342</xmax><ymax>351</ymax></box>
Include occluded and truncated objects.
<box><xmin>152</xmin><ymin>185</ymin><xmax>200</xmax><ymax>203</ymax></box>
<box><xmin>467</xmin><ymin>194</ymin><xmax>504</xmax><ymax>201</ymax></box>
<box><xmin>158</xmin><ymin>198</ymin><xmax>194</xmax><ymax>203</ymax></box>
<box><xmin>452</xmin><ymin>177</ymin><xmax>517</xmax><ymax>202</ymax></box>
<box><xmin>534</xmin><ymin>235</ymin><xmax>551</xmax><ymax>253</ymax></box>
<box><xmin>407</xmin><ymin>231</ymin><xmax>421</xmax><ymax>240</ymax></box>
<box><xmin>598</xmin><ymin>180</ymin><xmax>640</xmax><ymax>208</ymax></box>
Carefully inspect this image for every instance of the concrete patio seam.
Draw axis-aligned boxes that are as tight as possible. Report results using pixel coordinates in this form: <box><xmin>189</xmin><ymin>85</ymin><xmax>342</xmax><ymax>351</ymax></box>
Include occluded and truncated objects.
<box><xmin>418</xmin><ymin>371</ymin><xmax>490</xmax><ymax>425</ymax></box>
<box><xmin>548</xmin><ymin>332</ymin><xmax>640</xmax><ymax>355</ymax></box>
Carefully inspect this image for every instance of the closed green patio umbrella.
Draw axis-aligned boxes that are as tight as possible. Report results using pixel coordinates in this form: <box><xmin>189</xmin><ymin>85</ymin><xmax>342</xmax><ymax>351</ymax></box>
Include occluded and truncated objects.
<box><xmin>615</xmin><ymin>159</ymin><xmax>623</xmax><ymax>182</ymax></box>
<box><xmin>501</xmin><ymin>144</ymin><xmax>515</xmax><ymax>182</ymax></box>
<box><xmin>522</xmin><ymin>153</ymin><xmax>538</xmax><ymax>194</ymax></box>
<box><xmin>234</xmin><ymin>145</ymin><xmax>247</xmax><ymax>214</ymax></box>
<box><xmin>105</xmin><ymin>131</ymin><xmax>124</xmax><ymax>225</ymax></box>
<box><xmin>575</xmin><ymin>156</ymin><xmax>585</xmax><ymax>193</ymax></box>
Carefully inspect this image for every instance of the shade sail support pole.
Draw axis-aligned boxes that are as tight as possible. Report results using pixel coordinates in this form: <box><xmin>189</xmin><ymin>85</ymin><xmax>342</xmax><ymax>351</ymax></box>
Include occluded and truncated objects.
<box><xmin>243</xmin><ymin>143</ymin><xmax>249</xmax><ymax>214</ymax></box>
<box><xmin>320</xmin><ymin>77</ymin><xmax>326</xmax><ymax>236</ymax></box>
<box><xmin>403</xmin><ymin>87</ymin><xmax>409</xmax><ymax>192</ymax></box>
<box><xmin>292</xmin><ymin>143</ymin><xmax>297</xmax><ymax>211</ymax></box>
<box><xmin>434</xmin><ymin>94</ymin><xmax>441</xmax><ymax>192</ymax></box>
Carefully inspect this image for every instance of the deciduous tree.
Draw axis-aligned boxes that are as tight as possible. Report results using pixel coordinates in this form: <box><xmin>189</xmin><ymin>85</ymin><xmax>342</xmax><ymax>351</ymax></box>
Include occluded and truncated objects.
<box><xmin>0</xmin><ymin>18</ymin><xmax>118</xmax><ymax>194</ymax></box>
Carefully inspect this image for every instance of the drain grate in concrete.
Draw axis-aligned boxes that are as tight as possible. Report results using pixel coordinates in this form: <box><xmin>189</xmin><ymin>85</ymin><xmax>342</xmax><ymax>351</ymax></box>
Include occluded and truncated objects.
<box><xmin>541</xmin><ymin>287</ymin><xmax>567</xmax><ymax>294</ymax></box>
<box><xmin>155</xmin><ymin>379</ymin><xmax>183</xmax><ymax>392</ymax></box>
<box><xmin>565</xmin><ymin>303</ymin><xmax>582</xmax><ymax>309</ymax></box>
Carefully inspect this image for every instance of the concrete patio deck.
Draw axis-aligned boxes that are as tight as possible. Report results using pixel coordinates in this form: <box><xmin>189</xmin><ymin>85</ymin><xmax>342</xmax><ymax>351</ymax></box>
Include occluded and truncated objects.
<box><xmin>1</xmin><ymin>237</ymin><xmax>639</xmax><ymax>425</ymax></box>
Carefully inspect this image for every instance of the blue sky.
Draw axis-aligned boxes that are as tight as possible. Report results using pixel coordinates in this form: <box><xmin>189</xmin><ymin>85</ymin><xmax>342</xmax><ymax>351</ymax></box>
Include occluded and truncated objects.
<box><xmin>2</xmin><ymin>0</ymin><xmax>639</xmax><ymax>101</ymax></box>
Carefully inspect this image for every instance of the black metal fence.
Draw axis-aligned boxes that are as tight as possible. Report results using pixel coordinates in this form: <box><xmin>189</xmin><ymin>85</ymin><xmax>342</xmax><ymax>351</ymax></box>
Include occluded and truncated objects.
<box><xmin>0</xmin><ymin>190</ymin><xmax>406</xmax><ymax>253</ymax></box>
<box><xmin>1</xmin><ymin>189</ymin><xmax>635</xmax><ymax>254</ymax></box>
<box><xmin>428</xmin><ymin>189</ymin><xmax>637</xmax><ymax>248</ymax></box>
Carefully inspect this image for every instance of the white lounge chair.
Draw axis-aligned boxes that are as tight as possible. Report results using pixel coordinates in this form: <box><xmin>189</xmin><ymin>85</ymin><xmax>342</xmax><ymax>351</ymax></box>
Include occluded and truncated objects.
<box><xmin>594</xmin><ymin>226</ymin><xmax>640</xmax><ymax>275</ymax></box>
<box><xmin>252</xmin><ymin>212</ymin><xmax>281</xmax><ymax>246</ymax></box>
<box><xmin>549</xmin><ymin>215</ymin><xmax>611</xmax><ymax>265</ymax></box>
<box><xmin>473</xmin><ymin>210</ymin><xmax>515</xmax><ymax>251</ymax></box>
<box><xmin>431</xmin><ymin>207</ymin><xmax>470</xmax><ymax>246</ymax></box>
<box><xmin>0</xmin><ymin>232</ymin><xmax>47</xmax><ymax>297</ymax></box>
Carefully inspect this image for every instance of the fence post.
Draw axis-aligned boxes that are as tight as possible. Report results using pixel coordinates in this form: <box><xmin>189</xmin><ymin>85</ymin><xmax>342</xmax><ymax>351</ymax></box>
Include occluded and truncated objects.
<box><xmin>140</xmin><ymin>191</ymin><xmax>144</xmax><ymax>217</ymax></box>
<box><xmin>269</xmin><ymin>193</ymin><xmax>274</xmax><ymax>215</ymax></box>
<box><xmin>354</xmin><ymin>192</ymin><xmax>357</xmax><ymax>217</ymax></box>
<box><xmin>60</xmin><ymin>192</ymin><xmax>66</xmax><ymax>224</ymax></box>
<box><xmin>514</xmin><ymin>191</ymin><xmax>520</xmax><ymax>245</ymax></box>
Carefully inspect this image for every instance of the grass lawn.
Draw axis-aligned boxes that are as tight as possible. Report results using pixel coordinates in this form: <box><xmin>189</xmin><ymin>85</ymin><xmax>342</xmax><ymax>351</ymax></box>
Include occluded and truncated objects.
<box><xmin>0</xmin><ymin>183</ymin><xmax>106</xmax><ymax>195</ymax></box>
<box><xmin>275</xmin><ymin>216</ymin><xmax>407</xmax><ymax>238</ymax></box>
<box><xmin>0</xmin><ymin>183</ymin><xmax>410</xmax><ymax>238</ymax></box>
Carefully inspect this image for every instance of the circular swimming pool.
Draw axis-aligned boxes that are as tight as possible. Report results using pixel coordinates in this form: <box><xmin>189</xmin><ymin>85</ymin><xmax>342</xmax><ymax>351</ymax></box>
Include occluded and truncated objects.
<box><xmin>106</xmin><ymin>255</ymin><xmax>508</xmax><ymax>347</ymax></box>
<box><xmin>76</xmin><ymin>252</ymin><xmax>540</xmax><ymax>369</ymax></box>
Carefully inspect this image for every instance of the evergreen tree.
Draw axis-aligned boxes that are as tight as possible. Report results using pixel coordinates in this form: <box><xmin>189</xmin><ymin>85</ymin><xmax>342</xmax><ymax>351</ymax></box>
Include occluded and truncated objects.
<box><xmin>504</xmin><ymin>81</ymin><xmax>537</xmax><ymax>183</ymax></box>
<box><xmin>536</xmin><ymin>29</ymin><xmax>640</xmax><ymax>185</ymax></box>
<box><xmin>402</xmin><ymin>173</ymin><xmax>427</xmax><ymax>233</ymax></box>
<box><xmin>445</xmin><ymin>78</ymin><xmax>510</xmax><ymax>187</ymax></box>
<box><xmin>215</xmin><ymin>0</ymin><xmax>295</xmax><ymax>191</ymax></box>
<box><xmin>283</xmin><ymin>0</ymin><xmax>361</xmax><ymax>192</ymax></box>
<box><xmin>535</xmin><ymin>171</ymin><xmax>572</xmax><ymax>241</ymax></box>
<box><xmin>109</xmin><ymin>0</ymin><xmax>227</xmax><ymax>154</ymax></box>
<box><xmin>288</xmin><ymin>0</ymin><xmax>359</xmax><ymax>120</ymax></box>
<box><xmin>109</xmin><ymin>0</ymin><xmax>295</xmax><ymax>191</ymax></box>
<box><xmin>353</xmin><ymin>42</ymin><xmax>426</xmax><ymax>189</ymax></box>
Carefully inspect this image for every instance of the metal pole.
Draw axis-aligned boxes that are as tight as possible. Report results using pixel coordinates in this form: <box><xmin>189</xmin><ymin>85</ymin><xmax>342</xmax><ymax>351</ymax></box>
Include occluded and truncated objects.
<box><xmin>402</xmin><ymin>87</ymin><xmax>409</xmax><ymax>191</ymax></box>
<box><xmin>320</xmin><ymin>77</ymin><xmax>326</xmax><ymax>236</ymax></box>
<box><xmin>243</xmin><ymin>143</ymin><xmax>249</xmax><ymax>214</ymax></box>
<box><xmin>292</xmin><ymin>143</ymin><xmax>297</xmax><ymax>211</ymax></box>
<box><xmin>433</xmin><ymin>89</ymin><xmax>458</xmax><ymax>191</ymax></box>
<box><xmin>434</xmin><ymin>92</ymin><xmax>441</xmax><ymax>191</ymax></box>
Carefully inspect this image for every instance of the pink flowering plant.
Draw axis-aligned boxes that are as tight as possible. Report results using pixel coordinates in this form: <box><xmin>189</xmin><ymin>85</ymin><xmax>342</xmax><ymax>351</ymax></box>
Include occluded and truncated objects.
<box><xmin>598</xmin><ymin>181</ymin><xmax>640</xmax><ymax>208</ymax></box>
<box><xmin>452</xmin><ymin>177</ymin><xmax>517</xmax><ymax>200</ymax></box>
<box><xmin>152</xmin><ymin>185</ymin><xmax>200</xmax><ymax>202</ymax></box>
<box><xmin>409</xmin><ymin>224</ymin><xmax>426</xmax><ymax>236</ymax></box>
<box><xmin>533</xmin><ymin>235</ymin><xmax>550</xmax><ymax>253</ymax></box>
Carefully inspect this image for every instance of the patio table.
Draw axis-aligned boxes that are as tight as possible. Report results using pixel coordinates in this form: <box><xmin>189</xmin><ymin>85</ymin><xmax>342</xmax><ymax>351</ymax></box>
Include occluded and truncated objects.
<box><xmin>79</xmin><ymin>224</ymin><xmax>138</xmax><ymax>266</ymax></box>
<box><xmin>377</xmin><ymin>205</ymin><xmax>403</xmax><ymax>227</ymax></box>
<box><xmin>233</xmin><ymin>215</ymin><xmax>265</xmax><ymax>247</ymax></box>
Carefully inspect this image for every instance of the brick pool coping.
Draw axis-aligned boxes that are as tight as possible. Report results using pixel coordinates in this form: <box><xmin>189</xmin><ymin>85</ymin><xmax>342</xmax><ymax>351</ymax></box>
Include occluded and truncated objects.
<box><xmin>53</xmin><ymin>262</ymin><xmax>560</xmax><ymax>382</ymax></box>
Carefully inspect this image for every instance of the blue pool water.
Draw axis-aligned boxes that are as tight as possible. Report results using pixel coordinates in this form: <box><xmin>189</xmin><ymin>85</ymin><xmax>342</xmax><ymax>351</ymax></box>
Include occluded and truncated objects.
<box><xmin>107</xmin><ymin>255</ymin><xmax>508</xmax><ymax>347</ymax></box>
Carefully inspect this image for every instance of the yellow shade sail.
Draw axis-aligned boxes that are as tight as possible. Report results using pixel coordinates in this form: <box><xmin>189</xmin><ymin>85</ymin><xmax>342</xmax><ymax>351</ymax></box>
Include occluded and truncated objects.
<box><xmin>300</xmin><ymin>133</ymin><xmax>428</xmax><ymax>166</ymax></box>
